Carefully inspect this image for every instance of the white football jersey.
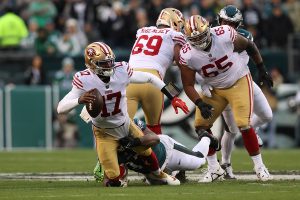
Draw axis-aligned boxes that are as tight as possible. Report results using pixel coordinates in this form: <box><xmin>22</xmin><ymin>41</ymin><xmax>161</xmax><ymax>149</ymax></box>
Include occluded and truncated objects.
<box><xmin>179</xmin><ymin>25</ymin><xmax>249</xmax><ymax>88</ymax></box>
<box><xmin>129</xmin><ymin>26</ymin><xmax>186</xmax><ymax>78</ymax></box>
<box><xmin>72</xmin><ymin>61</ymin><xmax>132</xmax><ymax>128</ymax></box>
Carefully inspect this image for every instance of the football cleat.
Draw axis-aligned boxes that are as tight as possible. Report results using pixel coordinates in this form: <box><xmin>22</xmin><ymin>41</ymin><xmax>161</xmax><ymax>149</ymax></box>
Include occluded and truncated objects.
<box><xmin>254</xmin><ymin>165</ymin><xmax>273</xmax><ymax>181</ymax></box>
<box><xmin>221</xmin><ymin>163</ymin><xmax>236</xmax><ymax>179</ymax></box>
<box><xmin>199</xmin><ymin>166</ymin><xmax>225</xmax><ymax>183</ymax></box>
<box><xmin>145</xmin><ymin>171</ymin><xmax>180</xmax><ymax>186</ymax></box>
<box><xmin>171</xmin><ymin>170</ymin><xmax>187</xmax><ymax>183</ymax></box>
<box><xmin>93</xmin><ymin>161</ymin><xmax>104</xmax><ymax>183</ymax></box>
<box><xmin>197</xmin><ymin>130</ymin><xmax>221</xmax><ymax>151</ymax></box>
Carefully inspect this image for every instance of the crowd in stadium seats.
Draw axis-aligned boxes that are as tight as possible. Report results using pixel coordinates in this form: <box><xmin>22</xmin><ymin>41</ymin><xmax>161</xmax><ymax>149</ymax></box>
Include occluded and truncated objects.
<box><xmin>0</xmin><ymin>0</ymin><xmax>299</xmax><ymax>55</ymax></box>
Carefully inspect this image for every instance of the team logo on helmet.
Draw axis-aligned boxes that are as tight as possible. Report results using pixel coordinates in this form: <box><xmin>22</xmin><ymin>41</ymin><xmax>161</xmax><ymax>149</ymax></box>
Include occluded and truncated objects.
<box><xmin>86</xmin><ymin>48</ymin><xmax>96</xmax><ymax>57</ymax></box>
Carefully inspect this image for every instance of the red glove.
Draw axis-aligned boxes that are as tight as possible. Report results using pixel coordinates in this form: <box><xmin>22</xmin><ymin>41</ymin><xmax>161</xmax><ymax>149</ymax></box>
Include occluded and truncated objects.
<box><xmin>171</xmin><ymin>97</ymin><xmax>190</xmax><ymax>114</ymax></box>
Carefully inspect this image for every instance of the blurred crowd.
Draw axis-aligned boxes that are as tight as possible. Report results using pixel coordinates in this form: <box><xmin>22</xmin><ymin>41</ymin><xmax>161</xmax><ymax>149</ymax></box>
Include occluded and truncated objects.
<box><xmin>0</xmin><ymin>0</ymin><xmax>299</xmax><ymax>148</ymax></box>
<box><xmin>0</xmin><ymin>0</ymin><xmax>299</xmax><ymax>56</ymax></box>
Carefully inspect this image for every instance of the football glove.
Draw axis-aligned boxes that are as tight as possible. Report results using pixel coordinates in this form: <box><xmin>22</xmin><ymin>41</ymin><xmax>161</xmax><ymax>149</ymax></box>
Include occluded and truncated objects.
<box><xmin>171</xmin><ymin>97</ymin><xmax>190</xmax><ymax>114</ymax></box>
<box><xmin>195</xmin><ymin>99</ymin><xmax>214</xmax><ymax>119</ymax></box>
<box><xmin>119</xmin><ymin>136</ymin><xmax>141</xmax><ymax>149</ymax></box>
<box><xmin>257</xmin><ymin>63</ymin><xmax>273</xmax><ymax>88</ymax></box>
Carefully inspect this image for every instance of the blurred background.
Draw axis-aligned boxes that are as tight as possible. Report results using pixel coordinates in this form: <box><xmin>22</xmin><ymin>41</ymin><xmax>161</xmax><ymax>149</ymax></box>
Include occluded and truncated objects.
<box><xmin>0</xmin><ymin>0</ymin><xmax>299</xmax><ymax>150</ymax></box>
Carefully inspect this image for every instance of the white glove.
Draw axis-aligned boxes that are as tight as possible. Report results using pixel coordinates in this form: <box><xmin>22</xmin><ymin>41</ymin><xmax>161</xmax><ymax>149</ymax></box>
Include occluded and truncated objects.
<box><xmin>201</xmin><ymin>84</ymin><xmax>213</xmax><ymax>98</ymax></box>
<box><xmin>80</xmin><ymin>106</ymin><xmax>92</xmax><ymax>123</ymax></box>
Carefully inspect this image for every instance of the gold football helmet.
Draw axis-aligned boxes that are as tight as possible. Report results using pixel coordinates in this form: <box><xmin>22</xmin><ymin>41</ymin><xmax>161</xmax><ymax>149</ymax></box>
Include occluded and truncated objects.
<box><xmin>156</xmin><ymin>8</ymin><xmax>184</xmax><ymax>32</ymax></box>
<box><xmin>84</xmin><ymin>42</ymin><xmax>116</xmax><ymax>77</ymax></box>
<box><xmin>183</xmin><ymin>15</ymin><xmax>211</xmax><ymax>50</ymax></box>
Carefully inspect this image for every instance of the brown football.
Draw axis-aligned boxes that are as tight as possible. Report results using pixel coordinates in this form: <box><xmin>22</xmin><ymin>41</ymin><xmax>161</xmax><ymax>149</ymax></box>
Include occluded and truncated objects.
<box><xmin>86</xmin><ymin>88</ymin><xmax>103</xmax><ymax>118</ymax></box>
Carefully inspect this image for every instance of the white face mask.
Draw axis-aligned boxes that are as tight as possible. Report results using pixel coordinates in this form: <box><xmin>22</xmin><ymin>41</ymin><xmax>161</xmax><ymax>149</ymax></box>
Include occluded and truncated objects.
<box><xmin>188</xmin><ymin>31</ymin><xmax>211</xmax><ymax>50</ymax></box>
<box><xmin>92</xmin><ymin>59</ymin><xmax>115</xmax><ymax>77</ymax></box>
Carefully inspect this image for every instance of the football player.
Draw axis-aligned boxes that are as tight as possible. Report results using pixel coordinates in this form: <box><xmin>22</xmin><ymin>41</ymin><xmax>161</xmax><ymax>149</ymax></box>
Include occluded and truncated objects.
<box><xmin>57</xmin><ymin>42</ymin><xmax>189</xmax><ymax>187</ymax></box>
<box><xmin>215</xmin><ymin>5</ymin><xmax>273</xmax><ymax>179</ymax></box>
<box><xmin>90</xmin><ymin>118</ymin><xmax>220</xmax><ymax>185</ymax></box>
<box><xmin>127</xmin><ymin>8</ymin><xmax>188</xmax><ymax>135</ymax></box>
<box><xmin>178</xmin><ymin>15</ymin><xmax>273</xmax><ymax>182</ymax></box>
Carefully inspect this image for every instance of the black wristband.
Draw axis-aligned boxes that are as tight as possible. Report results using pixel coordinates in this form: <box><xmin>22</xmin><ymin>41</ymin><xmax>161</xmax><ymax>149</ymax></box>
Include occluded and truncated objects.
<box><xmin>161</xmin><ymin>86</ymin><xmax>174</xmax><ymax>100</ymax></box>
<box><xmin>161</xmin><ymin>82</ymin><xmax>180</xmax><ymax>100</ymax></box>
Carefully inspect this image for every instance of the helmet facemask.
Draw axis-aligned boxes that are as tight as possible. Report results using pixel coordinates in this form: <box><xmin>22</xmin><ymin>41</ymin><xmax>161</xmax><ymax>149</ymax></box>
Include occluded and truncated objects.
<box><xmin>91</xmin><ymin>58</ymin><xmax>115</xmax><ymax>77</ymax></box>
<box><xmin>187</xmin><ymin>27</ymin><xmax>211</xmax><ymax>50</ymax></box>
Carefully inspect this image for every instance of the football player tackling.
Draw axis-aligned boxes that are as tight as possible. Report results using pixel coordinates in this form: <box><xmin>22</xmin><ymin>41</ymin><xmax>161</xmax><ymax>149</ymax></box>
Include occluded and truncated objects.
<box><xmin>57</xmin><ymin>42</ymin><xmax>188</xmax><ymax>186</ymax></box>
<box><xmin>179</xmin><ymin>15</ymin><xmax>273</xmax><ymax>182</ymax></box>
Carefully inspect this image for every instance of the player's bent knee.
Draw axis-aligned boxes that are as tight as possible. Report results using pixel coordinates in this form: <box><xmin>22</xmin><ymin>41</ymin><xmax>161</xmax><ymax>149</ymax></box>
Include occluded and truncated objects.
<box><xmin>262</xmin><ymin>112</ymin><xmax>273</xmax><ymax>123</ymax></box>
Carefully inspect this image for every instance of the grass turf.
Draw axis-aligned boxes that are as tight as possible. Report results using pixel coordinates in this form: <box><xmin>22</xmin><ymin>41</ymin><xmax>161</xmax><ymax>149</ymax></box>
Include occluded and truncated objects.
<box><xmin>0</xmin><ymin>149</ymin><xmax>299</xmax><ymax>173</ymax></box>
<box><xmin>0</xmin><ymin>180</ymin><xmax>300</xmax><ymax>200</ymax></box>
<box><xmin>0</xmin><ymin>149</ymin><xmax>300</xmax><ymax>200</ymax></box>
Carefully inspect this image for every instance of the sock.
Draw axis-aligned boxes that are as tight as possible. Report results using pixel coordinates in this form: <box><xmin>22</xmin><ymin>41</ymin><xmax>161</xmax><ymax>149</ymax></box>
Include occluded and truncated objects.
<box><xmin>147</xmin><ymin>124</ymin><xmax>162</xmax><ymax>135</ymax></box>
<box><xmin>206</xmin><ymin>153</ymin><xmax>219</xmax><ymax>170</ymax></box>
<box><xmin>192</xmin><ymin>137</ymin><xmax>210</xmax><ymax>157</ymax></box>
<box><xmin>240</xmin><ymin>127</ymin><xmax>260</xmax><ymax>156</ymax></box>
<box><xmin>221</xmin><ymin>131</ymin><xmax>236</xmax><ymax>164</ymax></box>
<box><xmin>251</xmin><ymin>154</ymin><xmax>264</xmax><ymax>169</ymax></box>
<box><xmin>204</xmin><ymin>129</ymin><xmax>216</xmax><ymax>156</ymax></box>
<box><xmin>142</xmin><ymin>151</ymin><xmax>160</xmax><ymax>175</ymax></box>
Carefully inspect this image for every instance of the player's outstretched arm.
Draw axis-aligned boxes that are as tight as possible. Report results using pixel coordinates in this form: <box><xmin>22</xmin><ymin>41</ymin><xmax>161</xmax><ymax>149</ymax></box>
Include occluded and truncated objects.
<box><xmin>129</xmin><ymin>71</ymin><xmax>189</xmax><ymax>114</ymax></box>
<box><xmin>233</xmin><ymin>34</ymin><xmax>273</xmax><ymax>88</ymax></box>
<box><xmin>180</xmin><ymin>64</ymin><xmax>213</xmax><ymax>119</ymax></box>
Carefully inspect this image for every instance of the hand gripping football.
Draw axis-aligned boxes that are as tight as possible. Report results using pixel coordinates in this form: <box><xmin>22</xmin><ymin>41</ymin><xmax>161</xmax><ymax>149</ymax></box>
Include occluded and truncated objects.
<box><xmin>86</xmin><ymin>88</ymin><xmax>103</xmax><ymax>118</ymax></box>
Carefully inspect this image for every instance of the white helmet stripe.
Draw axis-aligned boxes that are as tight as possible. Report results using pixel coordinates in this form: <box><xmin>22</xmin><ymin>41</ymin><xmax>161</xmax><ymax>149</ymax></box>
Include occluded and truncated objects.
<box><xmin>94</xmin><ymin>42</ymin><xmax>109</xmax><ymax>54</ymax></box>
<box><xmin>190</xmin><ymin>16</ymin><xmax>196</xmax><ymax>31</ymax></box>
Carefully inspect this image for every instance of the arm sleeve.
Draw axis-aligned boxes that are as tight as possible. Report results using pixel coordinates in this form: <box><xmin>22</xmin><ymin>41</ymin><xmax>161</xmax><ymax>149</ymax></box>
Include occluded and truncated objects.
<box><xmin>129</xmin><ymin>71</ymin><xmax>165</xmax><ymax>90</ymax></box>
<box><xmin>57</xmin><ymin>87</ymin><xmax>85</xmax><ymax>114</ymax></box>
<box><xmin>172</xmin><ymin>32</ymin><xmax>186</xmax><ymax>46</ymax></box>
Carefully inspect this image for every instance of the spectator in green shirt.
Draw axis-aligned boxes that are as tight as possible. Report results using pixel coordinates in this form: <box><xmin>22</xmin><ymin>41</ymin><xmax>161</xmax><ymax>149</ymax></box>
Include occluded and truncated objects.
<box><xmin>27</xmin><ymin>0</ymin><xmax>57</xmax><ymax>28</ymax></box>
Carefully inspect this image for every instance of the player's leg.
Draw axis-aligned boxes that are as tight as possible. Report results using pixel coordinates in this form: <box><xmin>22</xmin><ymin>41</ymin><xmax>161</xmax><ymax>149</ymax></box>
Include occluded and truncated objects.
<box><xmin>126</xmin><ymin>83</ymin><xmax>141</xmax><ymax>119</ymax></box>
<box><xmin>251</xmin><ymin>82</ymin><xmax>273</xmax><ymax>128</ymax></box>
<box><xmin>93</xmin><ymin>126</ymin><xmax>126</xmax><ymax>187</ymax></box>
<box><xmin>226</xmin><ymin>75</ymin><xmax>272</xmax><ymax>181</ymax></box>
<box><xmin>138</xmin><ymin>69</ymin><xmax>164</xmax><ymax>135</ymax></box>
<box><xmin>194</xmin><ymin>91</ymin><xmax>227</xmax><ymax>182</ymax></box>
<box><xmin>163</xmin><ymin>135</ymin><xmax>208</xmax><ymax>171</ymax></box>
<box><xmin>128</xmin><ymin>120</ymin><xmax>180</xmax><ymax>185</ymax></box>
<box><xmin>220</xmin><ymin>105</ymin><xmax>239</xmax><ymax>179</ymax></box>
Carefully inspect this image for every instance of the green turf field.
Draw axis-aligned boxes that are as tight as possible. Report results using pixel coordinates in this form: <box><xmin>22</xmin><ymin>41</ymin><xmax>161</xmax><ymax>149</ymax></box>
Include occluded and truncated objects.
<box><xmin>0</xmin><ymin>149</ymin><xmax>300</xmax><ymax>200</ymax></box>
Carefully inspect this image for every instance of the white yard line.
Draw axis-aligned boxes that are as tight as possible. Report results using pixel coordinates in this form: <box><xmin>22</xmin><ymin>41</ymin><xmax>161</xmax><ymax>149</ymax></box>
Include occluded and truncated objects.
<box><xmin>1</xmin><ymin>173</ymin><xmax>300</xmax><ymax>181</ymax></box>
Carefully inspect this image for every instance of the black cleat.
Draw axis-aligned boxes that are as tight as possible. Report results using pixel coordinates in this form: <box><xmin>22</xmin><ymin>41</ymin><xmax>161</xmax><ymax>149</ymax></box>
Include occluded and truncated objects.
<box><xmin>175</xmin><ymin>170</ymin><xmax>187</xmax><ymax>183</ymax></box>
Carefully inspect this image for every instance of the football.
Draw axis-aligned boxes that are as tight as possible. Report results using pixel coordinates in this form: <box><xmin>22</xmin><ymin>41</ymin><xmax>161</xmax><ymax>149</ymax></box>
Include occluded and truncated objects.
<box><xmin>86</xmin><ymin>88</ymin><xmax>103</xmax><ymax>118</ymax></box>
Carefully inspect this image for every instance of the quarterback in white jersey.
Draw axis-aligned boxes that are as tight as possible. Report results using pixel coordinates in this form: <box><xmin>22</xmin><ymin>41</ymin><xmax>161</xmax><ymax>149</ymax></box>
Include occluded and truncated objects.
<box><xmin>179</xmin><ymin>15</ymin><xmax>273</xmax><ymax>182</ymax></box>
<box><xmin>57</xmin><ymin>42</ymin><xmax>189</xmax><ymax>186</ymax></box>
<box><xmin>127</xmin><ymin>8</ymin><xmax>188</xmax><ymax>135</ymax></box>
